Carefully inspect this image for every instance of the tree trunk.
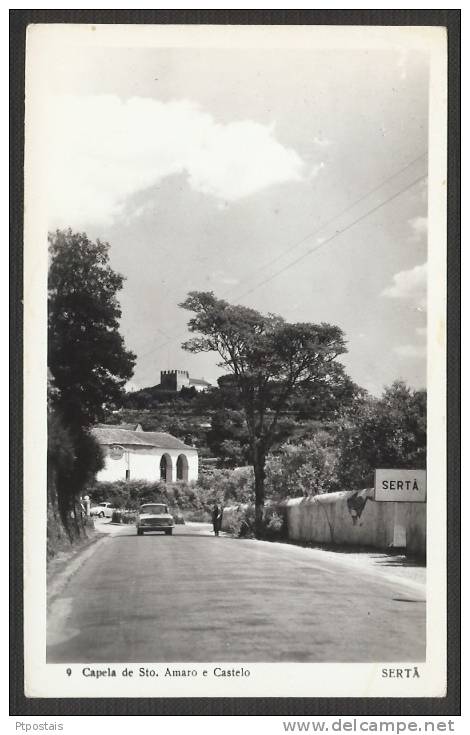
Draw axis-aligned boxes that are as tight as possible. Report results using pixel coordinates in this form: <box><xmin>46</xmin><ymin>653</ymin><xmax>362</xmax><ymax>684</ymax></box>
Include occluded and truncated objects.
<box><xmin>253</xmin><ymin>451</ymin><xmax>266</xmax><ymax>539</ymax></box>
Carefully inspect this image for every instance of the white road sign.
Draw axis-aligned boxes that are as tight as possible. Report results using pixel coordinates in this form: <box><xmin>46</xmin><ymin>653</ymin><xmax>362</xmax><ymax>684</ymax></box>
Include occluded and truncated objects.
<box><xmin>374</xmin><ymin>469</ymin><xmax>426</xmax><ymax>502</ymax></box>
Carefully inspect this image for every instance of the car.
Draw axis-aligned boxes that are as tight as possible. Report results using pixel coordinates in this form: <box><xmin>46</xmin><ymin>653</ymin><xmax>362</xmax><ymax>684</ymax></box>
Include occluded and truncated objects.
<box><xmin>136</xmin><ymin>503</ymin><xmax>175</xmax><ymax>536</ymax></box>
<box><xmin>90</xmin><ymin>501</ymin><xmax>116</xmax><ymax>518</ymax></box>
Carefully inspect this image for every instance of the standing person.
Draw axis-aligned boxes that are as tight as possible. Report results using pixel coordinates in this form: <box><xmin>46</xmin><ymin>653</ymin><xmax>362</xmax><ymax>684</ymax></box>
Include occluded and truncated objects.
<box><xmin>212</xmin><ymin>503</ymin><xmax>223</xmax><ymax>536</ymax></box>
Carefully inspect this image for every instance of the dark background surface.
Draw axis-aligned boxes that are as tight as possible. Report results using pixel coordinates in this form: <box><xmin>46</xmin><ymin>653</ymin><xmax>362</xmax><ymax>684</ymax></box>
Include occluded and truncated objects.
<box><xmin>10</xmin><ymin>7</ymin><xmax>460</xmax><ymax>717</ymax></box>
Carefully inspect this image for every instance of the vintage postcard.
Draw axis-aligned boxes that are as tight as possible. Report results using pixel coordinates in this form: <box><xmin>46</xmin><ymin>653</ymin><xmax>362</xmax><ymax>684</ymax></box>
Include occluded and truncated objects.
<box><xmin>23</xmin><ymin>23</ymin><xmax>448</xmax><ymax>699</ymax></box>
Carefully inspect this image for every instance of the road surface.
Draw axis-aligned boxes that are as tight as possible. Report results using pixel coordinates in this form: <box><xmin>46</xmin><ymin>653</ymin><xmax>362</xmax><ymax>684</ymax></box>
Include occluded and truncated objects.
<box><xmin>47</xmin><ymin>523</ymin><xmax>425</xmax><ymax>663</ymax></box>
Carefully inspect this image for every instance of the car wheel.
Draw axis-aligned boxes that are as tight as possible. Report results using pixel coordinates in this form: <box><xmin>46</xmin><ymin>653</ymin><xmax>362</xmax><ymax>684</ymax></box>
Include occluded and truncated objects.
<box><xmin>165</xmin><ymin>529</ymin><xmax>173</xmax><ymax>536</ymax></box>
<box><xmin>99</xmin><ymin>511</ymin><xmax>105</xmax><ymax>518</ymax></box>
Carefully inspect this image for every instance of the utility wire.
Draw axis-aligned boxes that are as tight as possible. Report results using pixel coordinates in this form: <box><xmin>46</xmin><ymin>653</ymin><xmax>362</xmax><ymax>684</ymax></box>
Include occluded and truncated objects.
<box><xmin>139</xmin><ymin>168</ymin><xmax>427</xmax><ymax>361</ymax></box>
<box><xmin>134</xmin><ymin>325</ymin><xmax>173</xmax><ymax>359</ymax></box>
<box><xmin>137</xmin><ymin>151</ymin><xmax>427</xmax><ymax>332</ymax></box>
<box><xmin>234</xmin><ymin>172</ymin><xmax>427</xmax><ymax>303</ymax></box>
<box><xmin>223</xmin><ymin>151</ymin><xmax>427</xmax><ymax>299</ymax></box>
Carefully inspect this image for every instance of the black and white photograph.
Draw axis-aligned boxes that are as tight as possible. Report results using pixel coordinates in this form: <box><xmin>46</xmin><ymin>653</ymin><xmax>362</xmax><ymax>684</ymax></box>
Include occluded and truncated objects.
<box><xmin>22</xmin><ymin>23</ymin><xmax>448</xmax><ymax>699</ymax></box>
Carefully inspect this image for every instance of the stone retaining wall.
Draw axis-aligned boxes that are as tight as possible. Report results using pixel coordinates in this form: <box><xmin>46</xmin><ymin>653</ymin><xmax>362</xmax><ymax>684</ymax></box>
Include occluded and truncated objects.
<box><xmin>223</xmin><ymin>490</ymin><xmax>426</xmax><ymax>557</ymax></box>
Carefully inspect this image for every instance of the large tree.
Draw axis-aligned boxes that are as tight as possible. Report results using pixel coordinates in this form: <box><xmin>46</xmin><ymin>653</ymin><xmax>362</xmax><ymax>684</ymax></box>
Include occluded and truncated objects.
<box><xmin>48</xmin><ymin>229</ymin><xmax>136</xmax><ymax>429</ymax></box>
<box><xmin>336</xmin><ymin>380</ymin><xmax>427</xmax><ymax>490</ymax></box>
<box><xmin>180</xmin><ymin>291</ymin><xmax>348</xmax><ymax>536</ymax></box>
<box><xmin>48</xmin><ymin>230</ymin><xmax>135</xmax><ymax>525</ymax></box>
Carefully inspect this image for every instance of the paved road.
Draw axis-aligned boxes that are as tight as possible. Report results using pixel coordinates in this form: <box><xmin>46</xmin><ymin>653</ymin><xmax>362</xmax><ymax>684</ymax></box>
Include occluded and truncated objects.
<box><xmin>47</xmin><ymin>523</ymin><xmax>425</xmax><ymax>663</ymax></box>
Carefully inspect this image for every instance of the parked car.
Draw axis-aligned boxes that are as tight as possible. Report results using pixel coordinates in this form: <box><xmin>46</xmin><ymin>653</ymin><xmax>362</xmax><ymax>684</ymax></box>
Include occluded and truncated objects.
<box><xmin>90</xmin><ymin>501</ymin><xmax>116</xmax><ymax>518</ymax></box>
<box><xmin>136</xmin><ymin>503</ymin><xmax>175</xmax><ymax>536</ymax></box>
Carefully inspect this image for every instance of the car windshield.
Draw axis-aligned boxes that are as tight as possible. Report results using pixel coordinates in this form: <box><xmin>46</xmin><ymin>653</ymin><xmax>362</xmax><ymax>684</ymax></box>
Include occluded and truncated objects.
<box><xmin>140</xmin><ymin>505</ymin><xmax>167</xmax><ymax>515</ymax></box>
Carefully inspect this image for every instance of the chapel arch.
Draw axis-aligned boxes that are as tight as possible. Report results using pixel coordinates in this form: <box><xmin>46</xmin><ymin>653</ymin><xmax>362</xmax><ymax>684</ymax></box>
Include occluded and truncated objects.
<box><xmin>176</xmin><ymin>454</ymin><xmax>189</xmax><ymax>482</ymax></box>
<box><xmin>160</xmin><ymin>453</ymin><xmax>173</xmax><ymax>483</ymax></box>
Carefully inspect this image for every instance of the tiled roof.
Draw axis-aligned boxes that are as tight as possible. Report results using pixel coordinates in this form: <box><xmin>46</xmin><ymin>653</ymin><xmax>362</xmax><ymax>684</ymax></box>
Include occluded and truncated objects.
<box><xmin>189</xmin><ymin>377</ymin><xmax>211</xmax><ymax>386</ymax></box>
<box><xmin>137</xmin><ymin>431</ymin><xmax>194</xmax><ymax>450</ymax></box>
<box><xmin>91</xmin><ymin>426</ymin><xmax>193</xmax><ymax>451</ymax></box>
<box><xmin>95</xmin><ymin>423</ymin><xmax>141</xmax><ymax>431</ymax></box>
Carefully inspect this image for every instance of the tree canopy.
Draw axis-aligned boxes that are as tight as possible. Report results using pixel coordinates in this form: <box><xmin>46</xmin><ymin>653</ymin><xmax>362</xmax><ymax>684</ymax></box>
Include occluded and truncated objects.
<box><xmin>180</xmin><ymin>291</ymin><xmax>348</xmax><ymax>535</ymax></box>
<box><xmin>48</xmin><ymin>229</ymin><xmax>135</xmax><ymax>529</ymax></box>
<box><xmin>48</xmin><ymin>229</ymin><xmax>136</xmax><ymax>428</ymax></box>
<box><xmin>336</xmin><ymin>380</ymin><xmax>427</xmax><ymax>490</ymax></box>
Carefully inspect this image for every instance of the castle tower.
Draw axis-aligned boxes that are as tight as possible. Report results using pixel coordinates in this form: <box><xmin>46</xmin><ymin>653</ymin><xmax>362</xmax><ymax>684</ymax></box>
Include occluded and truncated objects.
<box><xmin>160</xmin><ymin>370</ymin><xmax>190</xmax><ymax>391</ymax></box>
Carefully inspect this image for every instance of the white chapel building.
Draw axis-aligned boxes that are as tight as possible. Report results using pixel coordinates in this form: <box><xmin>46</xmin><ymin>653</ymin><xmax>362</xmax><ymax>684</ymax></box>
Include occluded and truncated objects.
<box><xmin>92</xmin><ymin>424</ymin><xmax>198</xmax><ymax>483</ymax></box>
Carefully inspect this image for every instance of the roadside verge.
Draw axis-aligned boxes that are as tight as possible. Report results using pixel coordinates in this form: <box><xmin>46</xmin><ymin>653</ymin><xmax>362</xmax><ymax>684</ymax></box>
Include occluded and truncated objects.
<box><xmin>47</xmin><ymin>531</ymin><xmax>108</xmax><ymax>610</ymax></box>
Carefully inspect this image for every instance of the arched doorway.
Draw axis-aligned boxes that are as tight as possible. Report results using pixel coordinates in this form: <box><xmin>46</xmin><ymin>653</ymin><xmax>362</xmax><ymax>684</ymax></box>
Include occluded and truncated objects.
<box><xmin>160</xmin><ymin>454</ymin><xmax>173</xmax><ymax>482</ymax></box>
<box><xmin>176</xmin><ymin>454</ymin><xmax>189</xmax><ymax>482</ymax></box>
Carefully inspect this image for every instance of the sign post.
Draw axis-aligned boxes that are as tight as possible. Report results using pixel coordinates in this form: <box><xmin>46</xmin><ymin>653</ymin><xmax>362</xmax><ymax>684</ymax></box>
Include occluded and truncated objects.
<box><xmin>374</xmin><ymin>469</ymin><xmax>426</xmax><ymax>502</ymax></box>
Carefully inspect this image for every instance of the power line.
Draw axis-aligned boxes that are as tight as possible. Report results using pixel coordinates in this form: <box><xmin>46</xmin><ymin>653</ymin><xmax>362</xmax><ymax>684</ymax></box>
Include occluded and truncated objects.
<box><xmin>133</xmin><ymin>325</ymin><xmax>173</xmax><ymax>359</ymax></box>
<box><xmin>234</xmin><ymin>172</ymin><xmax>427</xmax><ymax>303</ymax></box>
<box><xmin>223</xmin><ymin>151</ymin><xmax>427</xmax><ymax>299</ymax></box>
<box><xmin>140</xmin><ymin>333</ymin><xmax>180</xmax><ymax>360</ymax></box>
<box><xmin>139</xmin><ymin>167</ymin><xmax>427</xmax><ymax>361</ymax></box>
<box><xmin>137</xmin><ymin>151</ymin><xmax>427</xmax><ymax>323</ymax></box>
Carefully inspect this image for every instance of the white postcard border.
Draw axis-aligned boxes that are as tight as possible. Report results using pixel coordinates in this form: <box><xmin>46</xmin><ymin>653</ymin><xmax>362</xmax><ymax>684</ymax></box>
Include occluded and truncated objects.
<box><xmin>23</xmin><ymin>23</ymin><xmax>448</xmax><ymax>699</ymax></box>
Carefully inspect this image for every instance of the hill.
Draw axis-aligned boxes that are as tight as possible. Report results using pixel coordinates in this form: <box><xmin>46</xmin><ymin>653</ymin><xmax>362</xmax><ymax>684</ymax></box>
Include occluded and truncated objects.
<box><xmin>107</xmin><ymin>374</ymin><xmax>363</xmax><ymax>468</ymax></box>
<box><xmin>106</xmin><ymin>387</ymin><xmax>216</xmax><ymax>459</ymax></box>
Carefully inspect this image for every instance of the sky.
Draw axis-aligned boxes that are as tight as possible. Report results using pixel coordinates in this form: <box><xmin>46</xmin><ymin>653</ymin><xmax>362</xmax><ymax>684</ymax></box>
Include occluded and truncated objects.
<box><xmin>41</xmin><ymin>37</ymin><xmax>429</xmax><ymax>395</ymax></box>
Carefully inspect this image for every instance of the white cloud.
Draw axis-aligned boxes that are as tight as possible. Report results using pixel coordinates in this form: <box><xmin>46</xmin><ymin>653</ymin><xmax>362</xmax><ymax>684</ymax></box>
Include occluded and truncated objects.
<box><xmin>393</xmin><ymin>344</ymin><xmax>426</xmax><ymax>359</ymax></box>
<box><xmin>309</xmin><ymin>161</ymin><xmax>325</xmax><ymax>179</ymax></box>
<box><xmin>45</xmin><ymin>95</ymin><xmax>305</xmax><ymax>227</ymax></box>
<box><xmin>382</xmin><ymin>262</ymin><xmax>427</xmax><ymax>310</ymax></box>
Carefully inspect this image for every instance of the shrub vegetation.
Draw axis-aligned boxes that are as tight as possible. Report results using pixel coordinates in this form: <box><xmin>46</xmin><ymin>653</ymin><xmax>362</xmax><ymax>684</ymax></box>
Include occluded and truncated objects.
<box><xmin>47</xmin><ymin>229</ymin><xmax>135</xmax><ymax>554</ymax></box>
<box><xmin>88</xmin><ymin>383</ymin><xmax>426</xmax><ymax>542</ymax></box>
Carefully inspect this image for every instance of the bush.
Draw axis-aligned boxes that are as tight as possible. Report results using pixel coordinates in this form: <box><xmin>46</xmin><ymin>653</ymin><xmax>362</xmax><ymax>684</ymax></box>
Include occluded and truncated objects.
<box><xmin>223</xmin><ymin>506</ymin><xmax>252</xmax><ymax>537</ymax></box>
<box><xmin>48</xmin><ymin>411</ymin><xmax>105</xmax><ymax>543</ymax></box>
<box><xmin>86</xmin><ymin>479</ymin><xmax>213</xmax><ymax>516</ymax></box>
<box><xmin>263</xmin><ymin>510</ymin><xmax>285</xmax><ymax>540</ymax></box>
<box><xmin>111</xmin><ymin>510</ymin><xmax>137</xmax><ymax>524</ymax></box>
<box><xmin>265</xmin><ymin>432</ymin><xmax>340</xmax><ymax>498</ymax></box>
<box><xmin>87</xmin><ymin>479</ymin><xmax>175</xmax><ymax>510</ymax></box>
<box><xmin>86</xmin><ymin>469</ymin><xmax>255</xmax><ymax>526</ymax></box>
<box><xmin>225</xmin><ymin>504</ymin><xmax>286</xmax><ymax>541</ymax></box>
<box><xmin>335</xmin><ymin>381</ymin><xmax>427</xmax><ymax>490</ymax></box>
<box><xmin>197</xmin><ymin>466</ymin><xmax>254</xmax><ymax>505</ymax></box>
<box><xmin>184</xmin><ymin>508</ymin><xmax>211</xmax><ymax>523</ymax></box>
<box><xmin>171</xmin><ymin>509</ymin><xmax>186</xmax><ymax>525</ymax></box>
